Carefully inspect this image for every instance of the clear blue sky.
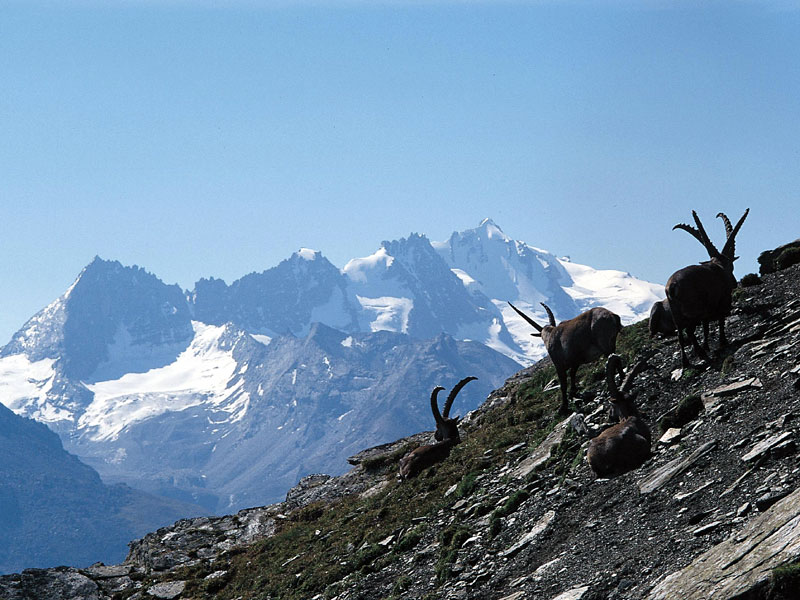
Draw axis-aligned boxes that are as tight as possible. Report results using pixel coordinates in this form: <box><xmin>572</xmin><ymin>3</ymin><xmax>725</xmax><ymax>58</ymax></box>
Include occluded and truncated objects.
<box><xmin>2</xmin><ymin>1</ymin><xmax>799</xmax><ymax>345</ymax></box>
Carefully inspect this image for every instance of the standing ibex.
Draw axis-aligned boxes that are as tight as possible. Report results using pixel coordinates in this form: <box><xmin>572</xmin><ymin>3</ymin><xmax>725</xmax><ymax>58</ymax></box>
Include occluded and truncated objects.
<box><xmin>508</xmin><ymin>302</ymin><xmax>621</xmax><ymax>415</ymax></box>
<box><xmin>399</xmin><ymin>377</ymin><xmax>477</xmax><ymax>479</ymax></box>
<box><xmin>666</xmin><ymin>209</ymin><xmax>749</xmax><ymax>367</ymax></box>
<box><xmin>586</xmin><ymin>354</ymin><xmax>651</xmax><ymax>477</ymax></box>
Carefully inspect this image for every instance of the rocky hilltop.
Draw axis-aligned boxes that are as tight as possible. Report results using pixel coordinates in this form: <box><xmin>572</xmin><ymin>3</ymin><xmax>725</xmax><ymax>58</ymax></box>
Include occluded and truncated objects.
<box><xmin>2</xmin><ymin>257</ymin><xmax>799</xmax><ymax>599</ymax></box>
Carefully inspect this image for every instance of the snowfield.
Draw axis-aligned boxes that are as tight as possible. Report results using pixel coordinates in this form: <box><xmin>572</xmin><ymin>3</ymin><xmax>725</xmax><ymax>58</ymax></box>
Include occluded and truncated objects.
<box><xmin>80</xmin><ymin>322</ymin><xmax>239</xmax><ymax>441</ymax></box>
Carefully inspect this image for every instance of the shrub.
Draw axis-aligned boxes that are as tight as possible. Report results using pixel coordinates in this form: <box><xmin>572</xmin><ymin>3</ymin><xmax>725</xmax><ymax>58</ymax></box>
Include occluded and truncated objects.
<box><xmin>658</xmin><ymin>395</ymin><xmax>703</xmax><ymax>434</ymax></box>
<box><xmin>455</xmin><ymin>472</ymin><xmax>479</xmax><ymax>499</ymax></box>
<box><xmin>740</xmin><ymin>273</ymin><xmax>762</xmax><ymax>287</ymax></box>
<box><xmin>776</xmin><ymin>247</ymin><xmax>800</xmax><ymax>271</ymax></box>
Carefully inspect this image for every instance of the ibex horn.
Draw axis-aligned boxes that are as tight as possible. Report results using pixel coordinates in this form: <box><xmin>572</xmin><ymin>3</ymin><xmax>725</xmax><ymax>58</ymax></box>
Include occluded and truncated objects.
<box><xmin>720</xmin><ymin>208</ymin><xmax>749</xmax><ymax>261</ymax></box>
<box><xmin>430</xmin><ymin>386</ymin><xmax>446</xmax><ymax>425</ymax></box>
<box><xmin>540</xmin><ymin>303</ymin><xmax>557</xmax><ymax>327</ymax></box>
<box><xmin>443</xmin><ymin>376</ymin><xmax>477</xmax><ymax>419</ymax></box>
<box><xmin>508</xmin><ymin>302</ymin><xmax>543</xmax><ymax>335</ymax></box>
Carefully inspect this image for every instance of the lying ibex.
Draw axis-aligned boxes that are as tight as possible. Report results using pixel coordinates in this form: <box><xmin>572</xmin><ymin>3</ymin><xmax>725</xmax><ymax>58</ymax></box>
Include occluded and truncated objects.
<box><xmin>666</xmin><ymin>209</ymin><xmax>749</xmax><ymax>367</ymax></box>
<box><xmin>587</xmin><ymin>355</ymin><xmax>651</xmax><ymax>477</ymax></box>
<box><xmin>508</xmin><ymin>302</ymin><xmax>621</xmax><ymax>414</ymax></box>
<box><xmin>648</xmin><ymin>298</ymin><xmax>676</xmax><ymax>338</ymax></box>
<box><xmin>399</xmin><ymin>377</ymin><xmax>477</xmax><ymax>479</ymax></box>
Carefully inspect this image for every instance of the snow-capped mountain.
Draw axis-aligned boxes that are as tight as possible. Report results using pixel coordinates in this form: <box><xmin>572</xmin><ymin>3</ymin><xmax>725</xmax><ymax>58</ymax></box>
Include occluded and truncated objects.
<box><xmin>0</xmin><ymin>220</ymin><xmax>663</xmax><ymax>513</ymax></box>
<box><xmin>434</xmin><ymin>218</ymin><xmax>663</xmax><ymax>361</ymax></box>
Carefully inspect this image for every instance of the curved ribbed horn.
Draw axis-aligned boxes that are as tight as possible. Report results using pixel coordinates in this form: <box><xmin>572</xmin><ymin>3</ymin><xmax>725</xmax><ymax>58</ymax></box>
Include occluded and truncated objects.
<box><xmin>720</xmin><ymin>208</ymin><xmax>749</xmax><ymax>261</ymax></box>
<box><xmin>673</xmin><ymin>211</ymin><xmax>721</xmax><ymax>259</ymax></box>
<box><xmin>691</xmin><ymin>210</ymin><xmax>720</xmax><ymax>256</ymax></box>
<box><xmin>606</xmin><ymin>354</ymin><xmax>624</xmax><ymax>400</ymax></box>
<box><xmin>621</xmin><ymin>360</ymin><xmax>649</xmax><ymax>395</ymax></box>
<box><xmin>443</xmin><ymin>376</ymin><xmax>477</xmax><ymax>418</ymax></box>
<box><xmin>717</xmin><ymin>212</ymin><xmax>733</xmax><ymax>238</ymax></box>
<box><xmin>540</xmin><ymin>303</ymin><xmax>557</xmax><ymax>327</ymax></box>
<box><xmin>430</xmin><ymin>386</ymin><xmax>446</xmax><ymax>425</ymax></box>
<box><xmin>508</xmin><ymin>302</ymin><xmax>543</xmax><ymax>335</ymax></box>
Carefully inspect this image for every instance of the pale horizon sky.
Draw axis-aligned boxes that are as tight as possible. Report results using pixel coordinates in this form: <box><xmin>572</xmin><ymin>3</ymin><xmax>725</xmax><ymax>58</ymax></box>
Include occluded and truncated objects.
<box><xmin>2</xmin><ymin>1</ymin><xmax>799</xmax><ymax>344</ymax></box>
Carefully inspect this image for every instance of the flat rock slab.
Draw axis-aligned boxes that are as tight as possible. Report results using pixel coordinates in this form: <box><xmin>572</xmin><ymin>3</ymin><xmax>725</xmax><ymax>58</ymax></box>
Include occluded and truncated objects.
<box><xmin>147</xmin><ymin>580</ymin><xmax>186</xmax><ymax>599</ymax></box>
<box><xmin>647</xmin><ymin>485</ymin><xmax>800</xmax><ymax>600</ymax></box>
<box><xmin>742</xmin><ymin>431</ymin><xmax>794</xmax><ymax>462</ymax></box>
<box><xmin>512</xmin><ymin>416</ymin><xmax>573</xmax><ymax>479</ymax></box>
<box><xmin>83</xmin><ymin>564</ymin><xmax>131</xmax><ymax>579</ymax></box>
<box><xmin>550</xmin><ymin>586</ymin><xmax>590</xmax><ymax>600</ymax></box>
<box><xmin>499</xmin><ymin>511</ymin><xmax>556</xmax><ymax>558</ymax></box>
<box><xmin>708</xmin><ymin>378</ymin><xmax>762</xmax><ymax>397</ymax></box>
<box><xmin>0</xmin><ymin>569</ymin><xmax>102</xmax><ymax>600</ymax></box>
<box><xmin>659</xmin><ymin>428</ymin><xmax>682</xmax><ymax>445</ymax></box>
<box><xmin>638</xmin><ymin>441</ymin><xmax>717</xmax><ymax>495</ymax></box>
<box><xmin>498</xmin><ymin>592</ymin><xmax>526</xmax><ymax>600</ymax></box>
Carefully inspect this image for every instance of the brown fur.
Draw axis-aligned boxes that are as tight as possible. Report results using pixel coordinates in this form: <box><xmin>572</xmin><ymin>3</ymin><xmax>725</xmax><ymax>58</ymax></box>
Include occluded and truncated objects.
<box><xmin>509</xmin><ymin>303</ymin><xmax>622</xmax><ymax>414</ymax></box>
<box><xmin>666</xmin><ymin>209</ymin><xmax>748</xmax><ymax>367</ymax></box>
<box><xmin>587</xmin><ymin>355</ymin><xmax>651</xmax><ymax>478</ymax></box>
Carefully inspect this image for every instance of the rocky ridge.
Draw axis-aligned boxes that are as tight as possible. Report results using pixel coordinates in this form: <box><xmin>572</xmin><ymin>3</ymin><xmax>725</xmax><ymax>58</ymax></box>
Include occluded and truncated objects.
<box><xmin>2</xmin><ymin>262</ymin><xmax>800</xmax><ymax>599</ymax></box>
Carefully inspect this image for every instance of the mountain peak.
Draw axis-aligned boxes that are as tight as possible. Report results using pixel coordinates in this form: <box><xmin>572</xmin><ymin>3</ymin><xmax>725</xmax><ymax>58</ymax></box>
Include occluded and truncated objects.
<box><xmin>294</xmin><ymin>248</ymin><xmax>320</xmax><ymax>261</ymax></box>
<box><xmin>476</xmin><ymin>218</ymin><xmax>509</xmax><ymax>241</ymax></box>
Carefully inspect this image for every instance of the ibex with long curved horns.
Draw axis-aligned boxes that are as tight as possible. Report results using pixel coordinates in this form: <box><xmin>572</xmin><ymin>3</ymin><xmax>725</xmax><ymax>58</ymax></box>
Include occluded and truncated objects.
<box><xmin>399</xmin><ymin>377</ymin><xmax>477</xmax><ymax>479</ymax></box>
<box><xmin>666</xmin><ymin>209</ymin><xmax>749</xmax><ymax>367</ymax></box>
<box><xmin>508</xmin><ymin>302</ymin><xmax>621</xmax><ymax>415</ymax></box>
<box><xmin>587</xmin><ymin>354</ymin><xmax>651</xmax><ymax>477</ymax></box>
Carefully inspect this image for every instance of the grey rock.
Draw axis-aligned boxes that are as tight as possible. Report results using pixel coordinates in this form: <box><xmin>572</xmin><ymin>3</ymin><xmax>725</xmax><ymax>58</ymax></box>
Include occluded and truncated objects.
<box><xmin>511</xmin><ymin>416</ymin><xmax>575</xmax><ymax>479</ymax></box>
<box><xmin>498</xmin><ymin>511</ymin><xmax>556</xmax><ymax>558</ymax></box>
<box><xmin>147</xmin><ymin>580</ymin><xmax>186</xmax><ymax>599</ymax></box>
<box><xmin>741</xmin><ymin>431</ymin><xmax>794</xmax><ymax>462</ymax></box>
<box><xmin>648</xmin><ymin>486</ymin><xmax>800</xmax><ymax>599</ymax></box>
<box><xmin>638</xmin><ymin>441</ymin><xmax>718</xmax><ymax>494</ymax></box>
<box><xmin>755</xmin><ymin>490</ymin><xmax>792</xmax><ymax>511</ymax></box>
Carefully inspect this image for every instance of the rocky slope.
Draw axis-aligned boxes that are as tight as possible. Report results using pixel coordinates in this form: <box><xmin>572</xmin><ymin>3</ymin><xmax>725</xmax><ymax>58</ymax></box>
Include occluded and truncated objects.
<box><xmin>2</xmin><ymin>254</ymin><xmax>798</xmax><ymax>598</ymax></box>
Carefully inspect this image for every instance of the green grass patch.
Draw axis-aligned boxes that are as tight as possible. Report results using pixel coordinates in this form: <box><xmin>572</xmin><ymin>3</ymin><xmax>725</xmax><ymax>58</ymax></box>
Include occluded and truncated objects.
<box><xmin>394</xmin><ymin>524</ymin><xmax>427</xmax><ymax>553</ymax></box>
<box><xmin>455</xmin><ymin>471</ymin><xmax>479</xmax><ymax>499</ymax></box>
<box><xmin>769</xmin><ymin>560</ymin><xmax>800</xmax><ymax>599</ymax></box>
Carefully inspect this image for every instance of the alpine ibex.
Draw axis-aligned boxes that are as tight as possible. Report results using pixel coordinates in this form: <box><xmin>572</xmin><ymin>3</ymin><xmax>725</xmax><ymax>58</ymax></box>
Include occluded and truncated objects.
<box><xmin>399</xmin><ymin>377</ymin><xmax>477</xmax><ymax>479</ymax></box>
<box><xmin>648</xmin><ymin>299</ymin><xmax>676</xmax><ymax>338</ymax></box>
<box><xmin>586</xmin><ymin>355</ymin><xmax>651</xmax><ymax>477</ymax></box>
<box><xmin>666</xmin><ymin>209</ymin><xmax>749</xmax><ymax>367</ymax></box>
<box><xmin>508</xmin><ymin>302</ymin><xmax>621</xmax><ymax>415</ymax></box>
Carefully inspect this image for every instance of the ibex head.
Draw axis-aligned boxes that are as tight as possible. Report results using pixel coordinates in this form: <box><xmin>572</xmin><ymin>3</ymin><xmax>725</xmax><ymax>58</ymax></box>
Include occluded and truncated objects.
<box><xmin>673</xmin><ymin>209</ymin><xmax>749</xmax><ymax>268</ymax></box>
<box><xmin>432</xmin><ymin>376</ymin><xmax>477</xmax><ymax>443</ymax></box>
<box><xmin>605</xmin><ymin>354</ymin><xmax>649</xmax><ymax>421</ymax></box>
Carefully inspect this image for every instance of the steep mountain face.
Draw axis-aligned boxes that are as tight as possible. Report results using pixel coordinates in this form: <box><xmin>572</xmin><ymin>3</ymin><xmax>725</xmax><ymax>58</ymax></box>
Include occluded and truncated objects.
<box><xmin>0</xmin><ymin>402</ymin><xmax>202</xmax><ymax>575</ymax></box>
<box><xmin>191</xmin><ymin>249</ymin><xmax>359</xmax><ymax>337</ymax></box>
<box><xmin>2</xmin><ymin>257</ymin><xmax>193</xmax><ymax>381</ymax></box>
<box><xmin>70</xmin><ymin>323</ymin><xmax>517</xmax><ymax>513</ymax></box>
<box><xmin>0</xmin><ymin>220</ymin><xmax>661</xmax><ymax>518</ymax></box>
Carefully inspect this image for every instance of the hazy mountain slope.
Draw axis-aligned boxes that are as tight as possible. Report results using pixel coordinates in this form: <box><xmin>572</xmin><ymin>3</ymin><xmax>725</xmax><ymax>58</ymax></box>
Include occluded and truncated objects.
<box><xmin>0</xmin><ymin>402</ymin><xmax>202</xmax><ymax>575</ymax></box>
